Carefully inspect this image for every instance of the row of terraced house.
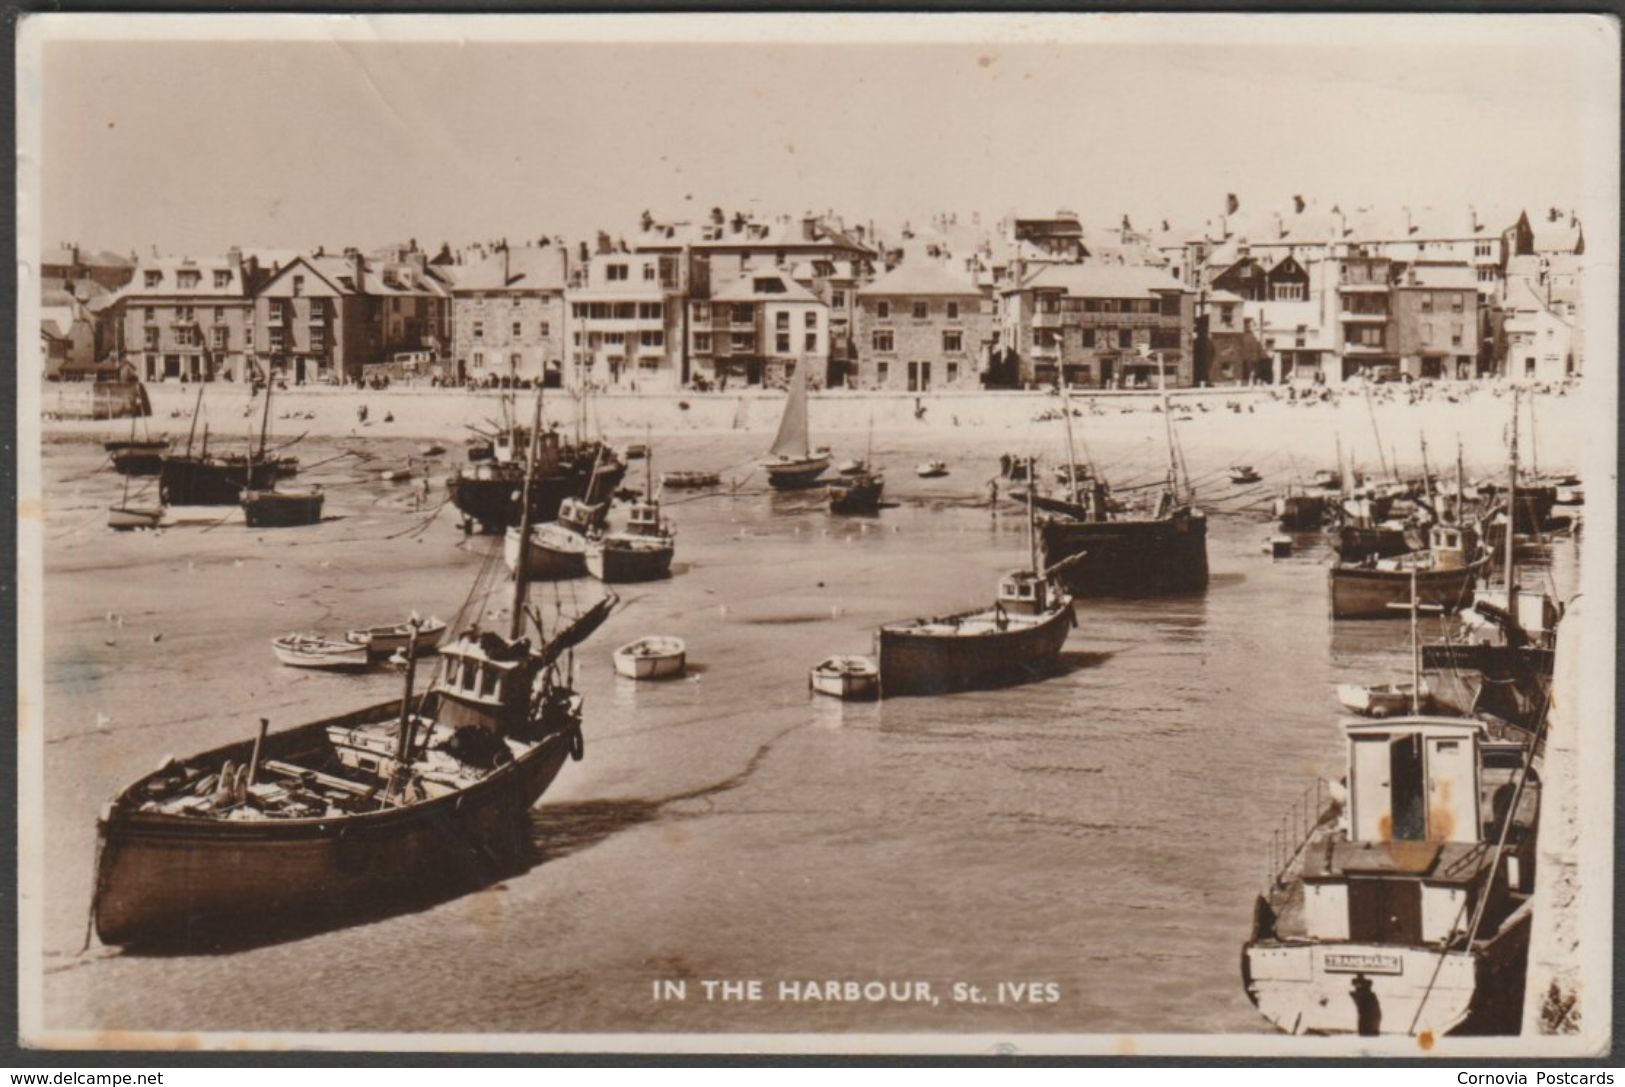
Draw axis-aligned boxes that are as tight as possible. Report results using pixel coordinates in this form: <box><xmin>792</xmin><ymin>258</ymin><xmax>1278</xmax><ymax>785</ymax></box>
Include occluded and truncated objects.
<box><xmin>41</xmin><ymin>201</ymin><xmax>1586</xmax><ymax>391</ymax></box>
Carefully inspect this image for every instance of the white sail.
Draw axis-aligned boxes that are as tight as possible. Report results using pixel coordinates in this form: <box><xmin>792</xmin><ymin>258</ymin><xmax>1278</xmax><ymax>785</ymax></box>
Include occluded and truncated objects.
<box><xmin>768</xmin><ymin>361</ymin><xmax>811</xmax><ymax>459</ymax></box>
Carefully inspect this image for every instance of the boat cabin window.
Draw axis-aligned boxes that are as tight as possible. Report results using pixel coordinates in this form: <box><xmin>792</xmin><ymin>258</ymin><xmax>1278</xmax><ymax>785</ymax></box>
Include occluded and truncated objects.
<box><xmin>357</xmin><ymin>756</ymin><xmax>378</xmax><ymax>774</ymax></box>
<box><xmin>1349</xmin><ymin>728</ymin><xmax>1481</xmax><ymax>845</ymax></box>
<box><xmin>480</xmin><ymin>666</ymin><xmax>500</xmax><ymax>699</ymax></box>
<box><xmin>460</xmin><ymin>661</ymin><xmax>478</xmax><ymax>692</ymax></box>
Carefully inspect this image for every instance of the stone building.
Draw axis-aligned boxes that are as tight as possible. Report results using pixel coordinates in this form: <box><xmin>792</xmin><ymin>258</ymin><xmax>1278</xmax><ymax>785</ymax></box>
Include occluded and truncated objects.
<box><xmin>1000</xmin><ymin>264</ymin><xmax>1195</xmax><ymax>388</ymax></box>
<box><xmin>853</xmin><ymin>263</ymin><xmax>990</xmax><ymax>391</ymax></box>
<box><xmin>690</xmin><ymin>269</ymin><xmax>828</xmax><ymax>388</ymax></box>
<box><xmin>566</xmin><ymin>250</ymin><xmax>686</xmax><ymax>391</ymax></box>
<box><xmin>114</xmin><ymin>250</ymin><xmax>266</xmax><ymax>382</ymax></box>
<box><xmin>450</xmin><ymin>245</ymin><xmax>569</xmax><ymax>385</ymax></box>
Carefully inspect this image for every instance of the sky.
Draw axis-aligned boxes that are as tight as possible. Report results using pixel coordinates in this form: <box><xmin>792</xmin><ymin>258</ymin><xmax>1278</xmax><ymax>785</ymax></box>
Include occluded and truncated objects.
<box><xmin>29</xmin><ymin>14</ymin><xmax>1617</xmax><ymax>257</ymax></box>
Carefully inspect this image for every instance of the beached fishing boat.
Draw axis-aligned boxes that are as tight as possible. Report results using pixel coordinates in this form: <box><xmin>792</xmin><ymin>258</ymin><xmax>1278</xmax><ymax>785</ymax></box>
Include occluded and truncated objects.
<box><xmin>108</xmin><ymin>411</ymin><xmax>166</xmax><ymax>530</ymax></box>
<box><xmin>1036</xmin><ymin>366</ymin><xmax>1208</xmax><ymax>597</ymax></box>
<box><xmin>380</xmin><ymin>467</ymin><xmax>413</xmax><ymax>483</ymax></box>
<box><xmin>836</xmin><ymin>458</ymin><xmax>867</xmax><ymax>477</ymax></box>
<box><xmin>611</xmin><ymin>636</ymin><xmax>686</xmax><ymax>680</ymax></box>
<box><xmin>92</xmin><ymin>389</ymin><xmax>618</xmax><ymax>948</ymax></box>
<box><xmin>586</xmin><ymin>500</ymin><xmax>674</xmax><ymax>583</ymax></box>
<box><xmin>762</xmin><ymin>361</ymin><xmax>830</xmax><ymax>489</ymax></box>
<box><xmin>419</xmin><ymin>443</ymin><xmax>447</xmax><ymax>457</ymax></box>
<box><xmin>506</xmin><ymin>496</ymin><xmax>606</xmax><ymax>581</ymax></box>
<box><xmin>159</xmin><ymin>383</ymin><xmax>284</xmax><ymax>506</ymax></box>
<box><xmin>877</xmin><ymin>476</ymin><xmax>1076</xmax><ymax>697</ymax></box>
<box><xmin>1330</xmin><ymin>514</ymin><xmax>1484</xmax><ymax>620</ymax></box>
<box><xmin>242</xmin><ymin>487</ymin><xmax>324</xmax><ymax>528</ymax></box>
<box><xmin>662</xmin><ymin>470</ymin><xmax>720</xmax><ymax>490</ymax></box>
<box><xmin>915</xmin><ymin>460</ymin><xmax>948</xmax><ymax>479</ymax></box>
<box><xmin>829</xmin><ymin>472</ymin><xmax>884</xmax><ymax>515</ymax></box>
<box><xmin>1242</xmin><ymin>715</ymin><xmax>1539</xmax><ymax>1036</ymax></box>
<box><xmin>809</xmin><ymin>655</ymin><xmax>879</xmax><ymax>700</ymax></box>
<box><xmin>1274</xmin><ymin>489</ymin><xmax>1328</xmax><ymax>531</ymax></box>
<box><xmin>1229</xmin><ymin>465</ymin><xmax>1263</xmax><ymax>485</ymax></box>
<box><xmin>271</xmin><ymin>633</ymin><xmax>370</xmax><ymax>671</ymax></box>
<box><xmin>106</xmin><ymin>438</ymin><xmax>170</xmax><ymax>476</ymax></box>
<box><xmin>346</xmin><ymin>618</ymin><xmax>448</xmax><ymax>659</ymax></box>
<box><xmin>447</xmin><ymin>435</ymin><xmax>623</xmax><ymax>534</ymax></box>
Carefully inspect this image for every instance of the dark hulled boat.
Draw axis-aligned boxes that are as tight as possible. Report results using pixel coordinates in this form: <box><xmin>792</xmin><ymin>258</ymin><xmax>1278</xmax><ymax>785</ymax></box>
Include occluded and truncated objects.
<box><xmin>1329</xmin><ymin>553</ymin><xmax>1482</xmax><ymax>621</ymax></box>
<box><xmin>829</xmin><ymin>471</ymin><xmax>884</xmax><ymax>515</ymax></box>
<box><xmin>1039</xmin><ymin>490</ymin><xmax>1209</xmax><ymax>597</ymax></box>
<box><xmin>877</xmin><ymin>569</ymin><xmax>1075</xmax><ymax>697</ymax></box>
<box><xmin>92</xmin><ymin>388</ymin><xmax>616</xmax><ymax>948</ymax></box>
<box><xmin>106</xmin><ymin>439</ymin><xmax>170</xmax><ymax>476</ymax></box>
<box><xmin>242</xmin><ymin>487</ymin><xmax>325</xmax><ymax>528</ymax></box>
<box><xmin>586</xmin><ymin>499</ymin><xmax>675</xmax><ymax>583</ymax></box>
<box><xmin>448</xmin><ymin>433</ymin><xmax>624</xmax><ymax>534</ymax></box>
<box><xmin>160</xmin><ymin>449</ymin><xmax>279</xmax><ymax>505</ymax></box>
<box><xmin>1275</xmin><ymin>491</ymin><xmax>1328</xmax><ymax>531</ymax></box>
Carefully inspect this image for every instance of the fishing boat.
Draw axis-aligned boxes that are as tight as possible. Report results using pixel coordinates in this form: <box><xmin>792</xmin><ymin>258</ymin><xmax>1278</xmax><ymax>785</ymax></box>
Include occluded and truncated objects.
<box><xmin>809</xmin><ymin>655</ymin><xmax>879</xmax><ymax>700</ymax></box>
<box><xmin>1229</xmin><ymin>465</ymin><xmax>1263</xmax><ymax>485</ymax></box>
<box><xmin>419</xmin><ymin>443</ymin><xmax>447</xmax><ymax>457</ymax></box>
<box><xmin>1036</xmin><ymin>365</ymin><xmax>1208</xmax><ymax>597</ymax></box>
<box><xmin>506</xmin><ymin>496</ymin><xmax>605</xmax><ymax>581</ymax></box>
<box><xmin>447</xmin><ymin>434</ymin><xmax>623</xmax><ymax>534</ymax></box>
<box><xmin>380</xmin><ymin>467</ymin><xmax>413</xmax><ymax>483</ymax></box>
<box><xmin>91</xmin><ymin>388</ymin><xmax>618</xmax><ymax>948</ymax></box>
<box><xmin>106</xmin><ymin>438</ymin><xmax>170</xmax><ymax>476</ymax></box>
<box><xmin>1329</xmin><ymin>549</ymin><xmax>1482</xmax><ymax>620</ymax></box>
<box><xmin>1242</xmin><ymin>714</ymin><xmax>1539</xmax><ymax>1036</ymax></box>
<box><xmin>829</xmin><ymin>472</ymin><xmax>884</xmax><ymax>515</ymax></box>
<box><xmin>915</xmin><ymin>460</ymin><xmax>948</xmax><ymax>479</ymax></box>
<box><xmin>346</xmin><ymin>618</ymin><xmax>449</xmax><ymax>659</ymax></box>
<box><xmin>761</xmin><ymin>361</ymin><xmax>830</xmax><ymax>489</ymax></box>
<box><xmin>624</xmin><ymin>442</ymin><xmax>649</xmax><ymax>460</ymax></box>
<box><xmin>836</xmin><ymin>458</ymin><xmax>867</xmax><ymax>477</ymax></box>
<box><xmin>877</xmin><ymin>473</ymin><xmax>1076</xmax><ymax>697</ymax></box>
<box><xmin>1311</xmin><ymin>468</ymin><xmax>1343</xmax><ymax>491</ymax></box>
<box><xmin>242</xmin><ymin>487</ymin><xmax>325</xmax><ymax>528</ymax></box>
<box><xmin>586</xmin><ymin>445</ymin><xmax>675</xmax><ymax>583</ymax></box>
<box><xmin>108</xmin><ymin>411</ymin><xmax>166</xmax><ymax>530</ymax></box>
<box><xmin>159</xmin><ymin>382</ymin><xmax>282</xmax><ymax>506</ymax></box>
<box><xmin>611</xmin><ymin>636</ymin><xmax>686</xmax><ymax>680</ymax></box>
<box><xmin>662</xmin><ymin>470</ymin><xmax>720</xmax><ymax>490</ymax></box>
<box><xmin>271</xmin><ymin>633</ymin><xmax>370</xmax><ymax>671</ymax></box>
<box><xmin>1275</xmin><ymin>488</ymin><xmax>1328</xmax><ymax>531</ymax></box>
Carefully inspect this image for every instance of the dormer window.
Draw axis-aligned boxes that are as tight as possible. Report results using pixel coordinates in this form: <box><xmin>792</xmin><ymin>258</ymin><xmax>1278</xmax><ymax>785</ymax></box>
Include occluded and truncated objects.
<box><xmin>215</xmin><ymin>270</ymin><xmax>232</xmax><ymax>289</ymax></box>
<box><xmin>144</xmin><ymin>270</ymin><xmax>162</xmax><ymax>288</ymax></box>
<box><xmin>176</xmin><ymin>270</ymin><xmax>200</xmax><ymax>289</ymax></box>
<box><xmin>292</xmin><ymin>275</ymin><xmax>305</xmax><ymax>297</ymax></box>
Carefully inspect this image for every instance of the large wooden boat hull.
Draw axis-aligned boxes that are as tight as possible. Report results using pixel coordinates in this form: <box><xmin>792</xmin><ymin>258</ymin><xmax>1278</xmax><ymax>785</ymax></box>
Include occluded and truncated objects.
<box><xmin>1038</xmin><ymin>509</ymin><xmax>1208</xmax><ymax>597</ymax></box>
<box><xmin>160</xmin><ymin>456</ymin><xmax>278</xmax><ymax>506</ymax></box>
<box><xmin>586</xmin><ymin>539</ymin><xmax>674</xmax><ymax>583</ymax></box>
<box><xmin>242</xmin><ymin>489</ymin><xmax>324</xmax><ymax>528</ymax></box>
<box><xmin>107</xmin><ymin>441</ymin><xmax>169</xmax><ymax>476</ymax></box>
<box><xmin>1329</xmin><ymin>563</ymin><xmax>1479</xmax><ymax>620</ymax></box>
<box><xmin>829</xmin><ymin>475</ymin><xmax>884</xmax><ymax>514</ymax></box>
<box><xmin>1276</xmin><ymin>494</ymin><xmax>1328</xmax><ymax>531</ymax></box>
<box><xmin>92</xmin><ymin>701</ymin><xmax>577</xmax><ymax>947</ymax></box>
<box><xmin>504</xmin><ymin>524</ymin><xmax>590</xmax><ymax>580</ymax></box>
<box><xmin>764</xmin><ymin>455</ymin><xmax>831</xmax><ymax>490</ymax></box>
<box><xmin>448</xmin><ymin>458</ymin><xmax>626</xmax><ymax>534</ymax></box>
<box><xmin>1242</xmin><ymin>907</ymin><xmax>1532</xmax><ymax>1036</ymax></box>
<box><xmin>877</xmin><ymin>603</ymin><xmax>1074</xmax><ymax>698</ymax></box>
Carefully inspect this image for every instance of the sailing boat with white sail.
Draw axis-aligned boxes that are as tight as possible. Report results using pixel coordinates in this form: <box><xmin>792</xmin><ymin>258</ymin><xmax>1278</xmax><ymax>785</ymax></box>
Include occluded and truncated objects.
<box><xmin>761</xmin><ymin>360</ymin><xmax>830</xmax><ymax>490</ymax></box>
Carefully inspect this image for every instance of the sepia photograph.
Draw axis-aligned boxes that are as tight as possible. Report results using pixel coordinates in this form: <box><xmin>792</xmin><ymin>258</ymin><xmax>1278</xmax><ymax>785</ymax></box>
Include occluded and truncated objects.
<box><xmin>13</xmin><ymin>11</ymin><xmax>1619</xmax><ymax>1058</ymax></box>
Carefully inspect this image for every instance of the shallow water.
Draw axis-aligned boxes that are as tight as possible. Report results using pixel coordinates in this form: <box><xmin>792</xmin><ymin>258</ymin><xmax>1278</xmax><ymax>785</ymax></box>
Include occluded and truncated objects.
<box><xmin>34</xmin><ymin>428</ymin><xmax>1575</xmax><ymax>1039</ymax></box>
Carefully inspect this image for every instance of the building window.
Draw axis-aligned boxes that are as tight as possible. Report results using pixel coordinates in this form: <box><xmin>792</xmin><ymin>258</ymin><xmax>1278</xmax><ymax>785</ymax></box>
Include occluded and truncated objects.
<box><xmin>946</xmin><ymin>301</ymin><xmax>960</xmax><ymax>320</ymax></box>
<box><xmin>640</xmin><ymin>330</ymin><xmax>664</xmax><ymax>348</ymax></box>
<box><xmin>510</xmin><ymin>353</ymin><xmax>522</xmax><ymax>370</ymax></box>
<box><xmin>176</xmin><ymin>270</ymin><xmax>200</xmax><ymax>289</ymax></box>
<box><xmin>607</xmin><ymin>264</ymin><xmax>628</xmax><ymax>282</ymax></box>
<box><xmin>143</xmin><ymin>270</ymin><xmax>162</xmax><ymax>288</ymax></box>
<box><xmin>1356</xmin><ymin>326</ymin><xmax>1382</xmax><ymax>347</ymax></box>
<box><xmin>211</xmin><ymin>326</ymin><xmax>227</xmax><ymax>350</ymax></box>
<box><xmin>1220</xmin><ymin>307</ymin><xmax>1235</xmax><ymax>328</ymax></box>
<box><xmin>872</xmin><ymin>330</ymin><xmax>894</xmax><ymax>352</ymax></box>
<box><xmin>877</xmin><ymin>361</ymin><xmax>889</xmax><ymax>384</ymax></box>
<box><xmin>946</xmin><ymin>361</ymin><xmax>959</xmax><ymax>384</ymax></box>
<box><xmin>244</xmin><ymin>326</ymin><xmax>254</xmax><ymax>348</ymax></box>
<box><xmin>473</xmin><ymin>351</ymin><xmax>484</xmax><ymax>368</ymax></box>
<box><xmin>1118</xmin><ymin>328</ymin><xmax>1133</xmax><ymax>349</ymax></box>
<box><xmin>804</xmin><ymin>332</ymin><xmax>817</xmax><ymax>352</ymax></box>
<box><xmin>912</xmin><ymin>300</ymin><xmax>929</xmax><ymax>320</ymax></box>
<box><xmin>143</xmin><ymin>307</ymin><xmax>155</xmax><ymax>324</ymax></box>
<box><xmin>309</xmin><ymin>299</ymin><xmax>325</xmax><ymax>320</ymax></box>
<box><xmin>472</xmin><ymin>321</ymin><xmax>483</xmax><ymax>340</ymax></box>
<box><xmin>1452</xmin><ymin>324</ymin><xmax>1464</xmax><ymax>346</ymax></box>
<box><xmin>694</xmin><ymin>332</ymin><xmax>712</xmax><ymax>353</ymax></box>
<box><xmin>943</xmin><ymin>330</ymin><xmax>963</xmax><ymax>353</ymax></box>
<box><xmin>804</xmin><ymin>311</ymin><xmax>816</xmax><ymax>328</ymax></box>
<box><xmin>639</xmin><ymin>302</ymin><xmax>664</xmax><ymax>320</ymax></box>
<box><xmin>1475</xmin><ymin>240</ymin><xmax>1493</xmax><ymax>257</ymax></box>
<box><xmin>831</xmin><ymin>290</ymin><xmax>846</xmax><ymax>308</ymax></box>
<box><xmin>642</xmin><ymin>263</ymin><xmax>656</xmax><ymax>281</ymax></box>
<box><xmin>776</xmin><ymin>312</ymin><xmax>789</xmax><ymax>330</ymax></box>
<box><xmin>512</xmin><ymin>321</ymin><xmax>523</xmax><ymax>337</ymax></box>
<box><xmin>311</xmin><ymin>328</ymin><xmax>326</xmax><ymax>351</ymax></box>
<box><xmin>1478</xmin><ymin>267</ymin><xmax>1496</xmax><ymax>283</ymax></box>
<box><xmin>143</xmin><ymin>327</ymin><xmax>159</xmax><ymax>350</ymax></box>
<box><xmin>733</xmin><ymin>304</ymin><xmax>752</xmax><ymax>324</ymax></box>
<box><xmin>1080</xmin><ymin>328</ymin><xmax>1095</xmax><ymax>348</ymax></box>
<box><xmin>692</xmin><ymin>304</ymin><xmax>710</xmax><ymax>323</ymax></box>
<box><xmin>876</xmin><ymin>301</ymin><xmax>891</xmax><ymax>320</ymax></box>
<box><xmin>292</xmin><ymin>275</ymin><xmax>304</xmax><ymax>297</ymax></box>
<box><xmin>268</xmin><ymin>328</ymin><xmax>284</xmax><ymax>351</ymax></box>
<box><xmin>1272</xmin><ymin>282</ymin><xmax>1305</xmax><ymax>302</ymax></box>
<box><xmin>1420</xmin><ymin>293</ymin><xmax>1434</xmax><ymax>313</ymax></box>
<box><xmin>538</xmin><ymin>320</ymin><xmax>550</xmax><ymax>337</ymax></box>
<box><xmin>1451</xmin><ymin>295</ymin><xmax>1464</xmax><ymax>313</ymax></box>
<box><xmin>776</xmin><ymin>333</ymin><xmax>791</xmax><ymax>354</ymax></box>
<box><xmin>731</xmin><ymin>331</ymin><xmax>753</xmax><ymax>351</ymax></box>
<box><xmin>178</xmin><ymin>305</ymin><xmax>195</xmax><ymax>323</ymax></box>
<box><xmin>391</xmin><ymin>298</ymin><xmax>401</xmax><ymax>313</ymax></box>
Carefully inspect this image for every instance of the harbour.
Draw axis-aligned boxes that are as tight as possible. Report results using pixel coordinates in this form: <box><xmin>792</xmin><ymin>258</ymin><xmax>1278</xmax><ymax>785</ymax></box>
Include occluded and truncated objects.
<box><xmin>36</xmin><ymin>386</ymin><xmax>1580</xmax><ymax>1035</ymax></box>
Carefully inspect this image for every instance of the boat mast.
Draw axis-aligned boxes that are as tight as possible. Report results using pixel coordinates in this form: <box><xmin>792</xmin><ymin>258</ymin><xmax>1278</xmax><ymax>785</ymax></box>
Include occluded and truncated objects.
<box><xmin>1418</xmin><ymin>434</ymin><xmax>1433</xmax><ymax>519</ymax></box>
<box><xmin>1027</xmin><ymin>455</ymin><xmax>1038</xmax><ymax>576</ymax></box>
<box><xmin>257</xmin><ymin>371</ymin><xmax>274</xmax><ymax>461</ymax></box>
<box><xmin>391</xmin><ymin>617</ymin><xmax>422</xmax><ymax>797</ymax></box>
<box><xmin>1157</xmin><ymin>351</ymin><xmax>1179</xmax><ymax>501</ymax></box>
<box><xmin>1504</xmin><ymin>388</ymin><xmax>1519</xmax><ymax>632</ymax></box>
<box><xmin>1455</xmin><ymin>438</ymin><xmax>1466</xmax><ymax>525</ymax></box>
<box><xmin>1059</xmin><ymin>379</ymin><xmax>1082</xmax><ymax>504</ymax></box>
<box><xmin>510</xmin><ymin>385</ymin><xmax>545</xmax><ymax>641</ymax></box>
<box><xmin>1409</xmin><ymin>566</ymin><xmax>1421</xmax><ymax>714</ymax></box>
<box><xmin>183</xmin><ymin>384</ymin><xmax>205</xmax><ymax>458</ymax></box>
<box><xmin>1334</xmin><ymin>432</ymin><xmax>1345</xmax><ymax>498</ymax></box>
<box><xmin>1364</xmin><ymin>383</ymin><xmax>1390</xmax><ymax>482</ymax></box>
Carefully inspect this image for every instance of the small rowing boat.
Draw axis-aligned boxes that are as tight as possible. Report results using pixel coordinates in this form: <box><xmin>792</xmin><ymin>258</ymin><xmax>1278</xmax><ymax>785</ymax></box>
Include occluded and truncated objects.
<box><xmin>271</xmin><ymin>633</ymin><xmax>370</xmax><ymax>672</ymax></box>
<box><xmin>1336</xmin><ymin>681</ymin><xmax>1430</xmax><ymax>718</ymax></box>
<box><xmin>809</xmin><ymin>655</ymin><xmax>879</xmax><ymax>700</ymax></box>
<box><xmin>108</xmin><ymin>505</ymin><xmax>164</xmax><ymax>532</ymax></box>
<box><xmin>663</xmin><ymin>470</ymin><xmax>720</xmax><ymax>489</ymax></box>
<box><xmin>612</xmin><ymin>636</ymin><xmax>686</xmax><ymax>680</ymax></box>
<box><xmin>915</xmin><ymin>460</ymin><xmax>948</xmax><ymax>479</ymax></box>
<box><xmin>346</xmin><ymin>617</ymin><xmax>448</xmax><ymax>658</ymax></box>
